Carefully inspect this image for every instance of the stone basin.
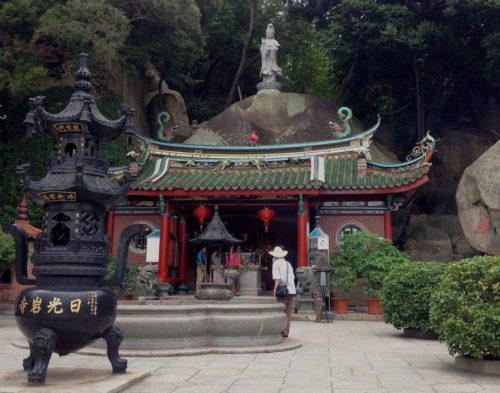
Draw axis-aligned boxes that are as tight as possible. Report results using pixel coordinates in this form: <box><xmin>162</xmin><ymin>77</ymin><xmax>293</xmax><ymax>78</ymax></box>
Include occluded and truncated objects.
<box><xmin>92</xmin><ymin>297</ymin><xmax>286</xmax><ymax>350</ymax></box>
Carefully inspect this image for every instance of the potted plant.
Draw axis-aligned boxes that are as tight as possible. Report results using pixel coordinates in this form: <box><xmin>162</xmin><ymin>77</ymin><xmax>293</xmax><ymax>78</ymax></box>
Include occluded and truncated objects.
<box><xmin>382</xmin><ymin>261</ymin><xmax>444</xmax><ymax>338</ymax></box>
<box><xmin>329</xmin><ymin>253</ymin><xmax>355</xmax><ymax>314</ymax></box>
<box><xmin>122</xmin><ymin>265</ymin><xmax>140</xmax><ymax>300</ymax></box>
<box><xmin>430</xmin><ymin>256</ymin><xmax>499</xmax><ymax>375</ymax></box>
<box><xmin>340</xmin><ymin>232</ymin><xmax>409</xmax><ymax>314</ymax></box>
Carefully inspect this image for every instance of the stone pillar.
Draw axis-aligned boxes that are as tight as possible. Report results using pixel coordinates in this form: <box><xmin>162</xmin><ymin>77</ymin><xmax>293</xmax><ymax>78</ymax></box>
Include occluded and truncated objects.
<box><xmin>106</xmin><ymin>210</ymin><xmax>115</xmax><ymax>254</ymax></box>
<box><xmin>178</xmin><ymin>213</ymin><xmax>188</xmax><ymax>284</ymax></box>
<box><xmin>297</xmin><ymin>194</ymin><xmax>309</xmax><ymax>268</ymax></box>
<box><xmin>158</xmin><ymin>197</ymin><xmax>170</xmax><ymax>282</ymax></box>
<box><xmin>384</xmin><ymin>210</ymin><xmax>393</xmax><ymax>241</ymax></box>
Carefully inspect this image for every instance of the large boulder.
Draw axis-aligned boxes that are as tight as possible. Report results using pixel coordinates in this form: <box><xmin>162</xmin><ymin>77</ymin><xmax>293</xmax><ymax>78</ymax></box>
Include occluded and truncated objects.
<box><xmin>186</xmin><ymin>90</ymin><xmax>356</xmax><ymax>146</ymax></box>
<box><xmin>186</xmin><ymin>90</ymin><xmax>397</xmax><ymax>162</ymax></box>
<box><xmin>456</xmin><ymin>141</ymin><xmax>500</xmax><ymax>255</ymax></box>
<box><xmin>107</xmin><ymin>62</ymin><xmax>191</xmax><ymax>138</ymax></box>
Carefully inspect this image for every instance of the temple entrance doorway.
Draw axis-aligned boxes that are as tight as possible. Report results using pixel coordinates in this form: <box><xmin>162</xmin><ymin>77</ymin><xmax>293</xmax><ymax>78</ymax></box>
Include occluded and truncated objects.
<box><xmin>184</xmin><ymin>202</ymin><xmax>298</xmax><ymax>293</ymax></box>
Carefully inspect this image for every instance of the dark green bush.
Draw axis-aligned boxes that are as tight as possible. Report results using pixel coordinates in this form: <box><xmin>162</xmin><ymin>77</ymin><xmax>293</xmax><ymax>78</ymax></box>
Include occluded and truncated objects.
<box><xmin>330</xmin><ymin>253</ymin><xmax>356</xmax><ymax>292</ymax></box>
<box><xmin>0</xmin><ymin>228</ymin><xmax>16</xmax><ymax>274</ymax></box>
<box><xmin>337</xmin><ymin>231</ymin><xmax>410</xmax><ymax>298</ymax></box>
<box><xmin>382</xmin><ymin>261</ymin><xmax>445</xmax><ymax>332</ymax></box>
<box><xmin>430</xmin><ymin>256</ymin><xmax>500</xmax><ymax>360</ymax></box>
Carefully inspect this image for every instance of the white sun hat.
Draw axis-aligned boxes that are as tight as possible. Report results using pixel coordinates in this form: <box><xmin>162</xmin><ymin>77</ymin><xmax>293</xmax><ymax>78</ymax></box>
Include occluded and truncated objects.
<box><xmin>268</xmin><ymin>246</ymin><xmax>288</xmax><ymax>258</ymax></box>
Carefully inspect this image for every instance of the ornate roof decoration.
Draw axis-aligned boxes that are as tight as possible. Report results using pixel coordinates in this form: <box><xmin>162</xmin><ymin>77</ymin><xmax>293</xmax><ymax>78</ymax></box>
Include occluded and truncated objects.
<box><xmin>406</xmin><ymin>131</ymin><xmax>436</xmax><ymax>164</ymax></box>
<box><xmin>125</xmin><ymin>109</ymin><xmax>434</xmax><ymax>195</ymax></box>
<box><xmin>13</xmin><ymin>196</ymin><xmax>41</xmax><ymax>239</ymax></box>
<box><xmin>329</xmin><ymin>107</ymin><xmax>353</xmax><ymax>138</ymax></box>
<box><xmin>127</xmin><ymin>114</ymin><xmax>380</xmax><ymax>166</ymax></box>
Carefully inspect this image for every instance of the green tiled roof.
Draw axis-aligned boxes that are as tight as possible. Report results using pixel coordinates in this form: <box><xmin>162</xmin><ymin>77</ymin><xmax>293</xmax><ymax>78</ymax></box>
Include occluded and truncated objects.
<box><xmin>131</xmin><ymin>154</ymin><xmax>429</xmax><ymax>192</ymax></box>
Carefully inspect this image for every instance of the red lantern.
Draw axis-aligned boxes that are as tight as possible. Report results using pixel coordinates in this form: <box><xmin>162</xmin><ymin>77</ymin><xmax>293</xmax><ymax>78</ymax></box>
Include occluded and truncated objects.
<box><xmin>193</xmin><ymin>205</ymin><xmax>211</xmax><ymax>231</ymax></box>
<box><xmin>258</xmin><ymin>207</ymin><xmax>276</xmax><ymax>233</ymax></box>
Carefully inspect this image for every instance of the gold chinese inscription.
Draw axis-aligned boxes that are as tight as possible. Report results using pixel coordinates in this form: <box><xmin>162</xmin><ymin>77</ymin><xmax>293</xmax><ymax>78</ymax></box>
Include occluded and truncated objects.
<box><xmin>87</xmin><ymin>291</ymin><xmax>98</xmax><ymax>316</ymax></box>
<box><xmin>38</xmin><ymin>192</ymin><xmax>76</xmax><ymax>202</ymax></box>
<box><xmin>31</xmin><ymin>297</ymin><xmax>42</xmax><ymax>314</ymax></box>
<box><xmin>47</xmin><ymin>297</ymin><xmax>63</xmax><ymax>314</ymax></box>
<box><xmin>70</xmin><ymin>299</ymin><xmax>82</xmax><ymax>313</ymax></box>
<box><xmin>54</xmin><ymin>123</ymin><xmax>82</xmax><ymax>133</ymax></box>
<box><xmin>18</xmin><ymin>296</ymin><xmax>28</xmax><ymax>314</ymax></box>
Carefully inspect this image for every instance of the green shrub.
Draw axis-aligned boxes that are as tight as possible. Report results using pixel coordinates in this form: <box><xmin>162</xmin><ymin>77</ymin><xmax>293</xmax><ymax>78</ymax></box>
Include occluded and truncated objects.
<box><xmin>0</xmin><ymin>228</ymin><xmax>16</xmax><ymax>274</ymax></box>
<box><xmin>124</xmin><ymin>265</ymin><xmax>140</xmax><ymax>295</ymax></box>
<box><xmin>382</xmin><ymin>261</ymin><xmax>445</xmax><ymax>332</ymax></box>
<box><xmin>430</xmin><ymin>256</ymin><xmax>500</xmax><ymax>360</ymax></box>
<box><xmin>330</xmin><ymin>252</ymin><xmax>356</xmax><ymax>292</ymax></box>
<box><xmin>338</xmin><ymin>231</ymin><xmax>410</xmax><ymax>298</ymax></box>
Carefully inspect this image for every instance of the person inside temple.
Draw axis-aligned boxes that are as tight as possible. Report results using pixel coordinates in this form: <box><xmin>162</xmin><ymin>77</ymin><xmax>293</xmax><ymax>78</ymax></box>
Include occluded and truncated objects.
<box><xmin>226</xmin><ymin>245</ymin><xmax>241</xmax><ymax>266</ymax></box>
<box><xmin>196</xmin><ymin>246</ymin><xmax>207</xmax><ymax>291</ymax></box>
<box><xmin>211</xmin><ymin>249</ymin><xmax>224</xmax><ymax>284</ymax></box>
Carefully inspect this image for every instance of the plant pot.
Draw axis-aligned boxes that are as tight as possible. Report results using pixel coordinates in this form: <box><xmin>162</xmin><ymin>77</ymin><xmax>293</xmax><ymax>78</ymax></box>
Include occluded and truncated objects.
<box><xmin>367</xmin><ymin>298</ymin><xmax>382</xmax><ymax>315</ymax></box>
<box><xmin>331</xmin><ymin>297</ymin><xmax>349</xmax><ymax>314</ymax></box>
<box><xmin>455</xmin><ymin>356</ymin><xmax>500</xmax><ymax>376</ymax></box>
<box><xmin>403</xmin><ymin>328</ymin><xmax>438</xmax><ymax>340</ymax></box>
<box><xmin>118</xmin><ymin>294</ymin><xmax>133</xmax><ymax>301</ymax></box>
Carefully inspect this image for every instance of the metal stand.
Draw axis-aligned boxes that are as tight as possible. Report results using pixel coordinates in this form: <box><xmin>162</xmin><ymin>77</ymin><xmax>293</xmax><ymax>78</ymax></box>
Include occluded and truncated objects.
<box><xmin>315</xmin><ymin>287</ymin><xmax>331</xmax><ymax>323</ymax></box>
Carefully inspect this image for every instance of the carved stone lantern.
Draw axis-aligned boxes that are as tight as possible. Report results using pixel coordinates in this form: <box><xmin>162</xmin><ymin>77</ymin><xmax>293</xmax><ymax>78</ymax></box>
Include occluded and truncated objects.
<box><xmin>1</xmin><ymin>54</ymin><xmax>144</xmax><ymax>385</ymax></box>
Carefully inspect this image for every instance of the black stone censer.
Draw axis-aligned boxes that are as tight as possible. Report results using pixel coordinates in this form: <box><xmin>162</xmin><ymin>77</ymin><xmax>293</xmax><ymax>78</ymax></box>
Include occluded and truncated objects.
<box><xmin>2</xmin><ymin>54</ymin><xmax>144</xmax><ymax>385</ymax></box>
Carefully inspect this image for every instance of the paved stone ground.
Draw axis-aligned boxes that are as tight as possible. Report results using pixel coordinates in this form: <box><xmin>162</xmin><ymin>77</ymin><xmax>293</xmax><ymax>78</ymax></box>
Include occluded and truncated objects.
<box><xmin>0</xmin><ymin>317</ymin><xmax>498</xmax><ymax>393</ymax></box>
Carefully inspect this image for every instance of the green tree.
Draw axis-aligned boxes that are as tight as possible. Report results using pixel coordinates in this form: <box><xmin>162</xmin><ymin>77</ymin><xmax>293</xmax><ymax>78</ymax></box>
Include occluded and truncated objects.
<box><xmin>34</xmin><ymin>0</ymin><xmax>130</xmax><ymax>65</ymax></box>
<box><xmin>287</xmin><ymin>0</ymin><xmax>500</xmax><ymax>133</ymax></box>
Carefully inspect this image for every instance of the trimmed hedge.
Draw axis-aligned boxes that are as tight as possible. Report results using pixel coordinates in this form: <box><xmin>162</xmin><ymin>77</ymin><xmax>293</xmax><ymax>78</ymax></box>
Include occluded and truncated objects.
<box><xmin>382</xmin><ymin>261</ymin><xmax>445</xmax><ymax>332</ymax></box>
<box><xmin>430</xmin><ymin>256</ymin><xmax>500</xmax><ymax>360</ymax></box>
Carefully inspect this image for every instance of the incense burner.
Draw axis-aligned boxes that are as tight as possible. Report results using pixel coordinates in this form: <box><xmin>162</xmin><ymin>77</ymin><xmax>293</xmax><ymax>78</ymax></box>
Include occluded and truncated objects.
<box><xmin>2</xmin><ymin>54</ymin><xmax>143</xmax><ymax>385</ymax></box>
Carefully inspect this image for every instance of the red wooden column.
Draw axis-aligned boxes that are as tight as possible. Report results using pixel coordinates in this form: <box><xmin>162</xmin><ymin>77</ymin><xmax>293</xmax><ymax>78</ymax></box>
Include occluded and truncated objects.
<box><xmin>297</xmin><ymin>194</ymin><xmax>309</xmax><ymax>267</ymax></box>
<box><xmin>178</xmin><ymin>212</ymin><xmax>188</xmax><ymax>284</ymax></box>
<box><xmin>158</xmin><ymin>196</ymin><xmax>170</xmax><ymax>282</ymax></box>
<box><xmin>384</xmin><ymin>210</ymin><xmax>393</xmax><ymax>240</ymax></box>
<box><xmin>106</xmin><ymin>210</ymin><xmax>115</xmax><ymax>254</ymax></box>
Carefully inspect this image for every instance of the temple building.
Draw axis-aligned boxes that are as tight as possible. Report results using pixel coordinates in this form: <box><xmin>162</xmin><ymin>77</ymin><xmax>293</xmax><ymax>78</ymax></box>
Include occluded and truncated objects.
<box><xmin>108</xmin><ymin>115</ymin><xmax>434</xmax><ymax>294</ymax></box>
<box><xmin>106</xmin><ymin>23</ymin><xmax>435</xmax><ymax>298</ymax></box>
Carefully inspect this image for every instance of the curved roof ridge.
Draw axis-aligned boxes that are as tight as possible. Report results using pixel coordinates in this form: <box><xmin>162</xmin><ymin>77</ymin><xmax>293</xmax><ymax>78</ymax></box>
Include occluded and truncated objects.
<box><xmin>132</xmin><ymin>115</ymin><xmax>381</xmax><ymax>152</ymax></box>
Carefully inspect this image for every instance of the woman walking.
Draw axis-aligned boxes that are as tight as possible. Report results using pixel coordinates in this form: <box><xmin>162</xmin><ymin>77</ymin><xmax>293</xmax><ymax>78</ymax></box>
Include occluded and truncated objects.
<box><xmin>270</xmin><ymin>246</ymin><xmax>296</xmax><ymax>337</ymax></box>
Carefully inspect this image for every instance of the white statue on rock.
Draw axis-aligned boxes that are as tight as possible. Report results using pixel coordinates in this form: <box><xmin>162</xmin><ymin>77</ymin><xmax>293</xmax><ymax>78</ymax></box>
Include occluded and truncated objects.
<box><xmin>258</xmin><ymin>23</ymin><xmax>283</xmax><ymax>91</ymax></box>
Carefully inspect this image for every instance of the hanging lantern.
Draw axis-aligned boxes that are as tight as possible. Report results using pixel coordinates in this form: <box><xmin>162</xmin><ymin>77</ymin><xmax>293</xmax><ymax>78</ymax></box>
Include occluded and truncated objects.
<box><xmin>193</xmin><ymin>205</ymin><xmax>211</xmax><ymax>231</ymax></box>
<box><xmin>257</xmin><ymin>207</ymin><xmax>276</xmax><ymax>233</ymax></box>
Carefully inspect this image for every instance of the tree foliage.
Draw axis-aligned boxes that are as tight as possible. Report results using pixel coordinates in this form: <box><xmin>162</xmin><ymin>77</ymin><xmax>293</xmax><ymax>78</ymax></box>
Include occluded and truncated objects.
<box><xmin>0</xmin><ymin>0</ymin><xmax>498</xmax><ymax>225</ymax></box>
<box><xmin>302</xmin><ymin>0</ymin><xmax>500</xmax><ymax>127</ymax></box>
<box><xmin>0</xmin><ymin>228</ymin><xmax>16</xmax><ymax>274</ymax></box>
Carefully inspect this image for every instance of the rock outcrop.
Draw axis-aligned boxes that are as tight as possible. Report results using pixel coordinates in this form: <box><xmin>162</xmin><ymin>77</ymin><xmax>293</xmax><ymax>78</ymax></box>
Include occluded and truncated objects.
<box><xmin>187</xmin><ymin>90</ymin><xmax>357</xmax><ymax>146</ymax></box>
<box><xmin>186</xmin><ymin>89</ymin><xmax>397</xmax><ymax>162</ymax></box>
<box><xmin>403</xmin><ymin>214</ymin><xmax>478</xmax><ymax>261</ymax></box>
<box><xmin>456</xmin><ymin>141</ymin><xmax>500</xmax><ymax>255</ymax></box>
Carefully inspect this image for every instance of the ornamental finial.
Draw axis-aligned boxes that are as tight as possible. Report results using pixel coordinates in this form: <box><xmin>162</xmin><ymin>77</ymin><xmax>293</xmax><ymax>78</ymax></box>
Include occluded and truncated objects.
<box><xmin>74</xmin><ymin>53</ymin><xmax>93</xmax><ymax>92</ymax></box>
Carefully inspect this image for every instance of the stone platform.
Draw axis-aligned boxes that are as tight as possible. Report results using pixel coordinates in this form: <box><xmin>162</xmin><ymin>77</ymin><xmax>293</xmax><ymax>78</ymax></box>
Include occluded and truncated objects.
<box><xmin>0</xmin><ymin>368</ymin><xmax>149</xmax><ymax>393</ymax></box>
<box><xmin>13</xmin><ymin>338</ymin><xmax>301</xmax><ymax>358</ymax></box>
<box><xmin>98</xmin><ymin>297</ymin><xmax>286</xmax><ymax>351</ymax></box>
